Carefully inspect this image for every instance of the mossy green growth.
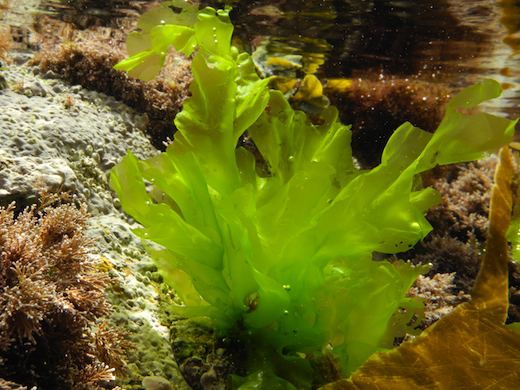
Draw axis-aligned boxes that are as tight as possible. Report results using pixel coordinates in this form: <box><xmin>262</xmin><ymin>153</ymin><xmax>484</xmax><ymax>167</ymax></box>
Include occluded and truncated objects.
<box><xmin>111</xmin><ymin>4</ymin><xmax>516</xmax><ymax>385</ymax></box>
<box><xmin>108</xmin><ymin>285</ymin><xmax>185</xmax><ymax>388</ymax></box>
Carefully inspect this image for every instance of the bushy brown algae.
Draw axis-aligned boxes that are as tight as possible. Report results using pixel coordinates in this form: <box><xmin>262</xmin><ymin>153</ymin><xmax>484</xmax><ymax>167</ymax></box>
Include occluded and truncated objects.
<box><xmin>403</xmin><ymin>157</ymin><xmax>520</xmax><ymax>325</ymax></box>
<box><xmin>40</xmin><ymin>0</ymin><xmax>153</xmax><ymax>29</ymax></box>
<box><xmin>407</xmin><ymin>273</ymin><xmax>470</xmax><ymax>328</ymax></box>
<box><xmin>0</xmin><ymin>198</ymin><xmax>125</xmax><ymax>389</ymax></box>
<box><xmin>409</xmin><ymin>234</ymin><xmax>482</xmax><ymax>294</ymax></box>
<box><xmin>405</xmin><ymin>158</ymin><xmax>497</xmax><ymax>293</ymax></box>
<box><xmin>327</xmin><ymin>77</ymin><xmax>450</xmax><ymax>168</ymax></box>
<box><xmin>425</xmin><ymin>158</ymin><xmax>497</xmax><ymax>241</ymax></box>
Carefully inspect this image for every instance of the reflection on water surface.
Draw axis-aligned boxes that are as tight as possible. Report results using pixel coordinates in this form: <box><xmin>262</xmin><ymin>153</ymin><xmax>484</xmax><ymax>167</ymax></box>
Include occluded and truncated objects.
<box><xmin>227</xmin><ymin>0</ymin><xmax>520</xmax><ymax>117</ymax></box>
<box><xmin>5</xmin><ymin>0</ymin><xmax>520</xmax><ymax>117</ymax></box>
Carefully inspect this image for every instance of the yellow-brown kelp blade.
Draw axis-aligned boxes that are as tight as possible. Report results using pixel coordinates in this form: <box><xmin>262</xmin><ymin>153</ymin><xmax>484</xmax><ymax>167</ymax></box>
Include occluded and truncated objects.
<box><xmin>322</xmin><ymin>146</ymin><xmax>520</xmax><ymax>389</ymax></box>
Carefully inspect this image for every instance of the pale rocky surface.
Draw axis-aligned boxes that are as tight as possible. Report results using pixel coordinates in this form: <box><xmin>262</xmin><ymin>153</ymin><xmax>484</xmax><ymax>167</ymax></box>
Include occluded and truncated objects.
<box><xmin>0</xmin><ymin>61</ymin><xmax>189</xmax><ymax>388</ymax></box>
<box><xmin>0</xmin><ymin>63</ymin><xmax>154</xmax><ymax>212</ymax></box>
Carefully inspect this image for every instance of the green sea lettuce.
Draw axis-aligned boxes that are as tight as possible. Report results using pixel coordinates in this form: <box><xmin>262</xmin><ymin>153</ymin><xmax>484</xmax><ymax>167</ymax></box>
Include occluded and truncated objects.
<box><xmin>111</xmin><ymin>4</ymin><xmax>516</xmax><ymax>384</ymax></box>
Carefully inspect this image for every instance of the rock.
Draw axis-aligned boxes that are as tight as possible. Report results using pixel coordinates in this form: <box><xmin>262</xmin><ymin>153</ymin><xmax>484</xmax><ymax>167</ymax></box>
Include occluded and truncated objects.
<box><xmin>142</xmin><ymin>376</ymin><xmax>173</xmax><ymax>390</ymax></box>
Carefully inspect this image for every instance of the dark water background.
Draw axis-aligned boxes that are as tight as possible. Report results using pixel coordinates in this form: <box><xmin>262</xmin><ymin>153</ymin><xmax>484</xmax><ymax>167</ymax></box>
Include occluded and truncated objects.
<box><xmin>10</xmin><ymin>0</ymin><xmax>520</xmax><ymax>118</ymax></box>
<box><xmin>226</xmin><ymin>0</ymin><xmax>520</xmax><ymax>118</ymax></box>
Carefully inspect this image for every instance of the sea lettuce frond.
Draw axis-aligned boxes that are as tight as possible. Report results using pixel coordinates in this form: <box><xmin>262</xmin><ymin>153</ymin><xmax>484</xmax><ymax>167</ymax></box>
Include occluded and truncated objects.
<box><xmin>111</xmin><ymin>4</ymin><xmax>517</xmax><ymax>384</ymax></box>
<box><xmin>113</xmin><ymin>1</ymin><xmax>200</xmax><ymax>80</ymax></box>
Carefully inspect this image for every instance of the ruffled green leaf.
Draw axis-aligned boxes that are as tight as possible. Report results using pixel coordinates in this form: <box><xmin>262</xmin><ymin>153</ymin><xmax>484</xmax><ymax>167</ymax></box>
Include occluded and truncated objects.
<box><xmin>416</xmin><ymin>79</ymin><xmax>516</xmax><ymax>171</ymax></box>
<box><xmin>114</xmin><ymin>2</ymin><xmax>199</xmax><ymax>80</ymax></box>
<box><xmin>111</xmin><ymin>4</ymin><xmax>517</xmax><ymax>386</ymax></box>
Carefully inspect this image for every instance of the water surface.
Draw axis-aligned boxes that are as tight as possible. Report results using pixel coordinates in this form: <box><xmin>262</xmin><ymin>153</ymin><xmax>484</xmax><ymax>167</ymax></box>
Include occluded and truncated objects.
<box><xmin>228</xmin><ymin>0</ymin><xmax>520</xmax><ymax>117</ymax></box>
<box><xmin>5</xmin><ymin>0</ymin><xmax>520</xmax><ymax>117</ymax></box>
